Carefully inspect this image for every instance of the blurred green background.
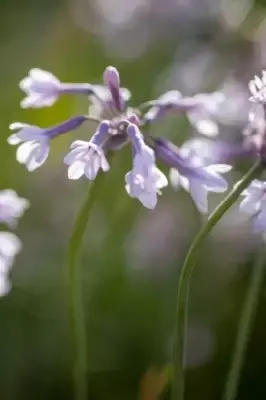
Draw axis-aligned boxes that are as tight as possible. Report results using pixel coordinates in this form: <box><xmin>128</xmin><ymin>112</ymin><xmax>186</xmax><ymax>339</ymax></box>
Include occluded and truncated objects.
<box><xmin>1</xmin><ymin>0</ymin><xmax>266</xmax><ymax>399</ymax></box>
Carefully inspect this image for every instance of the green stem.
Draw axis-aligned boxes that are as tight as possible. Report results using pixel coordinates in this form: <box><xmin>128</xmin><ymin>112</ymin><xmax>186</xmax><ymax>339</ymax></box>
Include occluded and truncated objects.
<box><xmin>67</xmin><ymin>174</ymin><xmax>106</xmax><ymax>400</ymax></box>
<box><xmin>171</xmin><ymin>160</ymin><xmax>263</xmax><ymax>400</ymax></box>
<box><xmin>222</xmin><ymin>248</ymin><xmax>265</xmax><ymax>400</ymax></box>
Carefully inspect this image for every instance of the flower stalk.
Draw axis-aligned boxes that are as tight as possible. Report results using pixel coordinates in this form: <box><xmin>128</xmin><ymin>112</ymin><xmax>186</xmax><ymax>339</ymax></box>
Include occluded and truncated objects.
<box><xmin>67</xmin><ymin>173</ymin><xmax>106</xmax><ymax>400</ymax></box>
<box><xmin>171</xmin><ymin>160</ymin><xmax>263</xmax><ymax>400</ymax></box>
<box><xmin>222</xmin><ymin>247</ymin><xmax>265</xmax><ymax>400</ymax></box>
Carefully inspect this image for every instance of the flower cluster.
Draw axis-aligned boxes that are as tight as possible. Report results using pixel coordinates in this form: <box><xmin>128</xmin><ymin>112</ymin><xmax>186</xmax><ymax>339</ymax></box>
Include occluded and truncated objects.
<box><xmin>0</xmin><ymin>190</ymin><xmax>29</xmax><ymax>296</ymax></box>
<box><xmin>9</xmin><ymin>66</ymin><xmax>233</xmax><ymax>212</ymax></box>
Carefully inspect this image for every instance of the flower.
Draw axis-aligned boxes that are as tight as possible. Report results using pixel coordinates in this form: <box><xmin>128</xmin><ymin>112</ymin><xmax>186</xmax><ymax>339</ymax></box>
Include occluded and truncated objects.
<box><xmin>125</xmin><ymin>124</ymin><xmax>168</xmax><ymax>209</ymax></box>
<box><xmin>64</xmin><ymin>120</ymin><xmax>110</xmax><ymax>180</ymax></box>
<box><xmin>186</xmin><ymin>92</ymin><xmax>225</xmax><ymax>136</ymax></box>
<box><xmin>143</xmin><ymin>90</ymin><xmax>182</xmax><ymax>121</ymax></box>
<box><xmin>20</xmin><ymin>68</ymin><xmax>94</xmax><ymax>108</ymax></box>
<box><xmin>0</xmin><ymin>232</ymin><xmax>22</xmax><ymax>297</ymax></box>
<box><xmin>239</xmin><ymin>179</ymin><xmax>266</xmax><ymax>232</ymax></box>
<box><xmin>144</xmin><ymin>90</ymin><xmax>225</xmax><ymax>136</ymax></box>
<box><xmin>88</xmin><ymin>66</ymin><xmax>131</xmax><ymax>118</ymax></box>
<box><xmin>249</xmin><ymin>71</ymin><xmax>266</xmax><ymax>103</ymax></box>
<box><xmin>154</xmin><ymin>138</ymin><xmax>230</xmax><ymax>213</ymax></box>
<box><xmin>0</xmin><ymin>190</ymin><xmax>29</xmax><ymax>228</ymax></box>
<box><xmin>8</xmin><ymin>116</ymin><xmax>86</xmax><ymax>171</ymax></box>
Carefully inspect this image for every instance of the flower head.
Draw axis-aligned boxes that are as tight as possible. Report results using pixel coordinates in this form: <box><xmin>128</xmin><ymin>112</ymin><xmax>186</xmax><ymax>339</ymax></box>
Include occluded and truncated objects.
<box><xmin>20</xmin><ymin>68</ymin><xmax>94</xmax><ymax>108</ymax></box>
<box><xmin>239</xmin><ymin>179</ymin><xmax>266</xmax><ymax>232</ymax></box>
<box><xmin>0</xmin><ymin>190</ymin><xmax>29</xmax><ymax>228</ymax></box>
<box><xmin>154</xmin><ymin>138</ymin><xmax>230</xmax><ymax>213</ymax></box>
<box><xmin>64</xmin><ymin>120</ymin><xmax>110</xmax><ymax>180</ymax></box>
<box><xmin>249</xmin><ymin>71</ymin><xmax>266</xmax><ymax>103</ymax></box>
<box><xmin>8</xmin><ymin>116</ymin><xmax>86</xmax><ymax>171</ymax></box>
<box><xmin>125</xmin><ymin>124</ymin><xmax>168</xmax><ymax>209</ymax></box>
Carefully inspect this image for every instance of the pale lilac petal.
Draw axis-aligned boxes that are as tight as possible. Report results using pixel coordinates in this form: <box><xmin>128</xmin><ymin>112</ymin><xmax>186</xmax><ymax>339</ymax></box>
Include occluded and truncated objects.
<box><xmin>29</xmin><ymin>68</ymin><xmax>59</xmax><ymax>84</ymax></box>
<box><xmin>99</xmin><ymin>155</ymin><xmax>110</xmax><ymax>172</ymax></box>
<box><xmin>0</xmin><ymin>275</ymin><xmax>11</xmax><ymax>297</ymax></box>
<box><xmin>209</xmin><ymin>164</ymin><xmax>232</xmax><ymax>173</ymax></box>
<box><xmin>9</xmin><ymin>122</ymin><xmax>32</xmax><ymax>131</ymax></box>
<box><xmin>139</xmin><ymin>191</ymin><xmax>158</xmax><ymax>210</ymax></box>
<box><xmin>239</xmin><ymin>196</ymin><xmax>261</xmax><ymax>215</ymax></box>
<box><xmin>189</xmin><ymin>179</ymin><xmax>208</xmax><ymax>214</ymax></box>
<box><xmin>84</xmin><ymin>156</ymin><xmax>100</xmax><ymax>180</ymax></box>
<box><xmin>16</xmin><ymin>141</ymin><xmax>39</xmax><ymax>164</ymax></box>
<box><xmin>194</xmin><ymin>119</ymin><xmax>219</xmax><ymax>137</ymax></box>
<box><xmin>7</xmin><ymin>134</ymin><xmax>23</xmax><ymax>145</ymax></box>
<box><xmin>169</xmin><ymin>169</ymin><xmax>181</xmax><ymax>189</ymax></box>
<box><xmin>68</xmin><ymin>161</ymin><xmax>85</xmax><ymax>180</ymax></box>
<box><xmin>64</xmin><ymin>148</ymin><xmax>85</xmax><ymax>165</ymax></box>
<box><xmin>70</xmin><ymin>140</ymin><xmax>89</xmax><ymax>150</ymax></box>
<box><xmin>0</xmin><ymin>232</ymin><xmax>22</xmax><ymax>257</ymax></box>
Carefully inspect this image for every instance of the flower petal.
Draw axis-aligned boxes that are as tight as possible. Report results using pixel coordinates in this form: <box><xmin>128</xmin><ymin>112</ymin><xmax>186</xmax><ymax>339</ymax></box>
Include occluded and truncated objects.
<box><xmin>68</xmin><ymin>161</ymin><xmax>85</xmax><ymax>180</ymax></box>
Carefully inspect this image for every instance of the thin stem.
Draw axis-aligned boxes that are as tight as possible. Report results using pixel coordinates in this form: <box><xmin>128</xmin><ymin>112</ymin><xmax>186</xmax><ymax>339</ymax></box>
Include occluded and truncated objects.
<box><xmin>222</xmin><ymin>248</ymin><xmax>265</xmax><ymax>400</ymax></box>
<box><xmin>67</xmin><ymin>174</ymin><xmax>106</xmax><ymax>400</ymax></box>
<box><xmin>171</xmin><ymin>160</ymin><xmax>263</xmax><ymax>400</ymax></box>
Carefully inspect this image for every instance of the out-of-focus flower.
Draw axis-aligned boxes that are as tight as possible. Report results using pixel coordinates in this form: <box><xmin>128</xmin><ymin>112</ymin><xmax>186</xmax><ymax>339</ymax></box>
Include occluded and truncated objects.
<box><xmin>143</xmin><ymin>90</ymin><xmax>182</xmax><ymax>121</ymax></box>
<box><xmin>239</xmin><ymin>179</ymin><xmax>266</xmax><ymax>232</ymax></box>
<box><xmin>0</xmin><ymin>190</ymin><xmax>29</xmax><ymax>228</ymax></box>
<box><xmin>20</xmin><ymin>68</ymin><xmax>94</xmax><ymax>108</ymax></box>
<box><xmin>126</xmin><ymin>124</ymin><xmax>167</xmax><ymax>209</ymax></box>
<box><xmin>8</xmin><ymin>116</ymin><xmax>86</xmax><ymax>171</ymax></box>
<box><xmin>0</xmin><ymin>232</ymin><xmax>22</xmax><ymax>297</ymax></box>
<box><xmin>144</xmin><ymin>91</ymin><xmax>225</xmax><ymax>136</ymax></box>
<box><xmin>154</xmin><ymin>138</ymin><xmax>230</xmax><ymax>213</ymax></box>
<box><xmin>64</xmin><ymin>120</ymin><xmax>110</xmax><ymax>180</ymax></box>
<box><xmin>243</xmin><ymin>103</ymin><xmax>266</xmax><ymax>157</ymax></box>
<box><xmin>187</xmin><ymin>92</ymin><xmax>225</xmax><ymax>136</ymax></box>
<box><xmin>249</xmin><ymin>71</ymin><xmax>266</xmax><ymax>103</ymax></box>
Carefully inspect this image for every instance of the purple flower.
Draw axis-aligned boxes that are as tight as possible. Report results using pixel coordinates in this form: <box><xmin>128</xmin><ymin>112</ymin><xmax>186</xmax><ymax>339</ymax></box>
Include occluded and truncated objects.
<box><xmin>249</xmin><ymin>71</ymin><xmax>266</xmax><ymax>103</ymax></box>
<box><xmin>239</xmin><ymin>179</ymin><xmax>266</xmax><ymax>232</ymax></box>
<box><xmin>154</xmin><ymin>138</ymin><xmax>230</xmax><ymax>213</ymax></box>
<box><xmin>89</xmin><ymin>66</ymin><xmax>131</xmax><ymax>118</ymax></box>
<box><xmin>186</xmin><ymin>92</ymin><xmax>225</xmax><ymax>136</ymax></box>
<box><xmin>144</xmin><ymin>90</ymin><xmax>225</xmax><ymax>136</ymax></box>
<box><xmin>0</xmin><ymin>190</ymin><xmax>29</xmax><ymax>228</ymax></box>
<box><xmin>103</xmin><ymin>66</ymin><xmax>124</xmax><ymax>111</ymax></box>
<box><xmin>8</xmin><ymin>116</ymin><xmax>86</xmax><ymax>171</ymax></box>
<box><xmin>143</xmin><ymin>90</ymin><xmax>182</xmax><ymax>121</ymax></box>
<box><xmin>0</xmin><ymin>232</ymin><xmax>22</xmax><ymax>297</ymax></box>
<box><xmin>125</xmin><ymin>124</ymin><xmax>168</xmax><ymax>209</ymax></box>
<box><xmin>64</xmin><ymin>120</ymin><xmax>110</xmax><ymax>180</ymax></box>
<box><xmin>20</xmin><ymin>68</ymin><xmax>94</xmax><ymax>108</ymax></box>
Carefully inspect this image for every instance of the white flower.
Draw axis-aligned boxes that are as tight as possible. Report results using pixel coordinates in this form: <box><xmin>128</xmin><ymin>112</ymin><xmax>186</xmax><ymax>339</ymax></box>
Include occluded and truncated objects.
<box><xmin>19</xmin><ymin>68</ymin><xmax>61</xmax><ymax>108</ymax></box>
<box><xmin>64</xmin><ymin>140</ymin><xmax>110</xmax><ymax>180</ymax></box>
<box><xmin>144</xmin><ymin>90</ymin><xmax>182</xmax><ymax>121</ymax></box>
<box><xmin>0</xmin><ymin>190</ymin><xmax>29</xmax><ymax>228</ymax></box>
<box><xmin>0</xmin><ymin>232</ymin><xmax>22</xmax><ymax>297</ymax></box>
<box><xmin>8</xmin><ymin>123</ymin><xmax>50</xmax><ymax>171</ymax></box>
<box><xmin>125</xmin><ymin>145</ymin><xmax>168</xmax><ymax>210</ymax></box>
<box><xmin>187</xmin><ymin>92</ymin><xmax>225</xmax><ymax>137</ymax></box>
<box><xmin>170</xmin><ymin>163</ymin><xmax>231</xmax><ymax>214</ymax></box>
<box><xmin>249</xmin><ymin>71</ymin><xmax>266</xmax><ymax>103</ymax></box>
<box><xmin>239</xmin><ymin>179</ymin><xmax>266</xmax><ymax>232</ymax></box>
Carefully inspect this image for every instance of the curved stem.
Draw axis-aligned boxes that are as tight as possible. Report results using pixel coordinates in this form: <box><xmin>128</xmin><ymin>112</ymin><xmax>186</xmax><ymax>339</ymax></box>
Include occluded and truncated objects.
<box><xmin>171</xmin><ymin>160</ymin><xmax>263</xmax><ymax>400</ymax></box>
<box><xmin>222</xmin><ymin>248</ymin><xmax>265</xmax><ymax>400</ymax></box>
<box><xmin>67</xmin><ymin>174</ymin><xmax>106</xmax><ymax>400</ymax></box>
